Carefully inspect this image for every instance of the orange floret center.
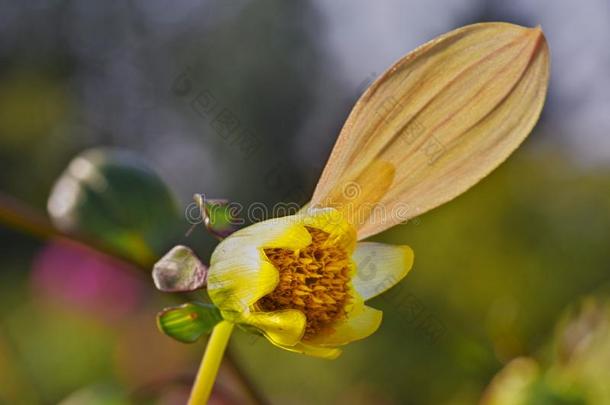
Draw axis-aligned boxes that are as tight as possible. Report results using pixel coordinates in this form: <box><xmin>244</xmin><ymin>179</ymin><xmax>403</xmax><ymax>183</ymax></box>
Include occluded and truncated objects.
<box><xmin>257</xmin><ymin>226</ymin><xmax>352</xmax><ymax>340</ymax></box>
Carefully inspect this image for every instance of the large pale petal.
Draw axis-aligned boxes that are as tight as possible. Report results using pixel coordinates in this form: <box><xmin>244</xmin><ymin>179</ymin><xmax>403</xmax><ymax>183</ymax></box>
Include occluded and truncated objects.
<box><xmin>310</xmin><ymin>22</ymin><xmax>550</xmax><ymax>239</ymax></box>
<box><xmin>352</xmin><ymin>242</ymin><xmax>414</xmax><ymax>300</ymax></box>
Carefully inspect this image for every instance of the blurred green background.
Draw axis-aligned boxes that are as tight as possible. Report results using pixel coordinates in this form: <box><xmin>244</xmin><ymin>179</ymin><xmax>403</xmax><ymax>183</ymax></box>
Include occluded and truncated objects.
<box><xmin>1</xmin><ymin>1</ymin><xmax>610</xmax><ymax>404</ymax></box>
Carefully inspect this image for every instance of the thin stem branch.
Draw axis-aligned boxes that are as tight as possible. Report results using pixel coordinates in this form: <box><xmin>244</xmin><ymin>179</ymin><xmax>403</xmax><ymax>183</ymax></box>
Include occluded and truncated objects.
<box><xmin>0</xmin><ymin>193</ymin><xmax>61</xmax><ymax>240</ymax></box>
<box><xmin>188</xmin><ymin>321</ymin><xmax>234</xmax><ymax>405</ymax></box>
<box><xmin>0</xmin><ymin>192</ymin><xmax>155</xmax><ymax>268</ymax></box>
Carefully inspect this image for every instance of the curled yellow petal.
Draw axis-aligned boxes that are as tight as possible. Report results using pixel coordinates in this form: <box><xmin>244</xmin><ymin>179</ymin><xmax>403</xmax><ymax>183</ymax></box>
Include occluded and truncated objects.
<box><xmin>238</xmin><ymin>309</ymin><xmax>306</xmax><ymax>347</ymax></box>
<box><xmin>207</xmin><ymin>216</ymin><xmax>312</xmax><ymax>312</ymax></box>
<box><xmin>305</xmin><ymin>300</ymin><xmax>383</xmax><ymax>347</ymax></box>
<box><xmin>271</xmin><ymin>341</ymin><xmax>342</xmax><ymax>359</ymax></box>
<box><xmin>311</xmin><ymin>22</ymin><xmax>550</xmax><ymax>239</ymax></box>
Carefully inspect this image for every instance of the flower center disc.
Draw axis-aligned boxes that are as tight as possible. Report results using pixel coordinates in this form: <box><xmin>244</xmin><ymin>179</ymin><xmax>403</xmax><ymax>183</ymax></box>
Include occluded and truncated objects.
<box><xmin>257</xmin><ymin>226</ymin><xmax>352</xmax><ymax>340</ymax></box>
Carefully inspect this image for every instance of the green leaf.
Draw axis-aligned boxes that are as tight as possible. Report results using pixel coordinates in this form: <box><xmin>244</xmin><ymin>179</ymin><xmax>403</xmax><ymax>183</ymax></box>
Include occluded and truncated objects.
<box><xmin>47</xmin><ymin>148</ymin><xmax>182</xmax><ymax>266</ymax></box>
<box><xmin>152</xmin><ymin>245</ymin><xmax>207</xmax><ymax>292</ymax></box>
<box><xmin>157</xmin><ymin>302</ymin><xmax>223</xmax><ymax>343</ymax></box>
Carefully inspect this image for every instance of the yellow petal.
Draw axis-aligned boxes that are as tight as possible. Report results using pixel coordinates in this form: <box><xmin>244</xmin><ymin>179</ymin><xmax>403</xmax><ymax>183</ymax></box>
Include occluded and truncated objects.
<box><xmin>305</xmin><ymin>299</ymin><xmax>383</xmax><ymax>346</ymax></box>
<box><xmin>352</xmin><ymin>242</ymin><xmax>414</xmax><ymax>300</ymax></box>
<box><xmin>270</xmin><ymin>341</ymin><xmax>342</xmax><ymax>359</ymax></box>
<box><xmin>208</xmin><ymin>253</ymin><xmax>278</xmax><ymax>313</ymax></box>
<box><xmin>311</xmin><ymin>22</ymin><xmax>550</xmax><ymax>239</ymax></box>
<box><xmin>230</xmin><ymin>215</ymin><xmax>312</xmax><ymax>250</ymax></box>
<box><xmin>207</xmin><ymin>217</ymin><xmax>311</xmax><ymax>312</ymax></box>
<box><xmin>300</xmin><ymin>207</ymin><xmax>357</xmax><ymax>251</ymax></box>
<box><xmin>237</xmin><ymin>309</ymin><xmax>306</xmax><ymax>347</ymax></box>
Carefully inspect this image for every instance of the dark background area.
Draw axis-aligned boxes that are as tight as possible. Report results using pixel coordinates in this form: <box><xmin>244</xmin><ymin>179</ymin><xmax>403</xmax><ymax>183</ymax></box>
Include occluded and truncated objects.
<box><xmin>1</xmin><ymin>1</ymin><xmax>609</xmax><ymax>404</ymax></box>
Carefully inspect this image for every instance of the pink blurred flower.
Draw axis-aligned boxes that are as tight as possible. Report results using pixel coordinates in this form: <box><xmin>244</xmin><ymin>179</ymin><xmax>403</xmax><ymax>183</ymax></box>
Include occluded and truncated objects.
<box><xmin>31</xmin><ymin>240</ymin><xmax>145</xmax><ymax>321</ymax></box>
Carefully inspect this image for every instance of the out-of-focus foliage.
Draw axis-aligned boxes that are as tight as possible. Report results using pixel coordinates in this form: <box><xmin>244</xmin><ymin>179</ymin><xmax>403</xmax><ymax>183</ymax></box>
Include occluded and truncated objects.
<box><xmin>58</xmin><ymin>383</ymin><xmax>130</xmax><ymax>405</ymax></box>
<box><xmin>552</xmin><ymin>299</ymin><xmax>610</xmax><ymax>402</ymax></box>
<box><xmin>1</xmin><ymin>1</ymin><xmax>609</xmax><ymax>404</ymax></box>
<box><xmin>47</xmin><ymin>148</ymin><xmax>182</xmax><ymax>266</ymax></box>
<box><xmin>483</xmin><ymin>298</ymin><xmax>610</xmax><ymax>405</ymax></box>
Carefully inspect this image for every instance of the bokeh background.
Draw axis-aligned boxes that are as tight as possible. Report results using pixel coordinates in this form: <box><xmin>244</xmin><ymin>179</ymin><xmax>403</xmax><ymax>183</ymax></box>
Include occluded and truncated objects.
<box><xmin>1</xmin><ymin>1</ymin><xmax>610</xmax><ymax>404</ymax></box>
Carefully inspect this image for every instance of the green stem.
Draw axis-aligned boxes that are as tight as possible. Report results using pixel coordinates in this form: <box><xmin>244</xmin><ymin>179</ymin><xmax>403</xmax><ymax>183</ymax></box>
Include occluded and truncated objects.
<box><xmin>188</xmin><ymin>321</ymin><xmax>235</xmax><ymax>404</ymax></box>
